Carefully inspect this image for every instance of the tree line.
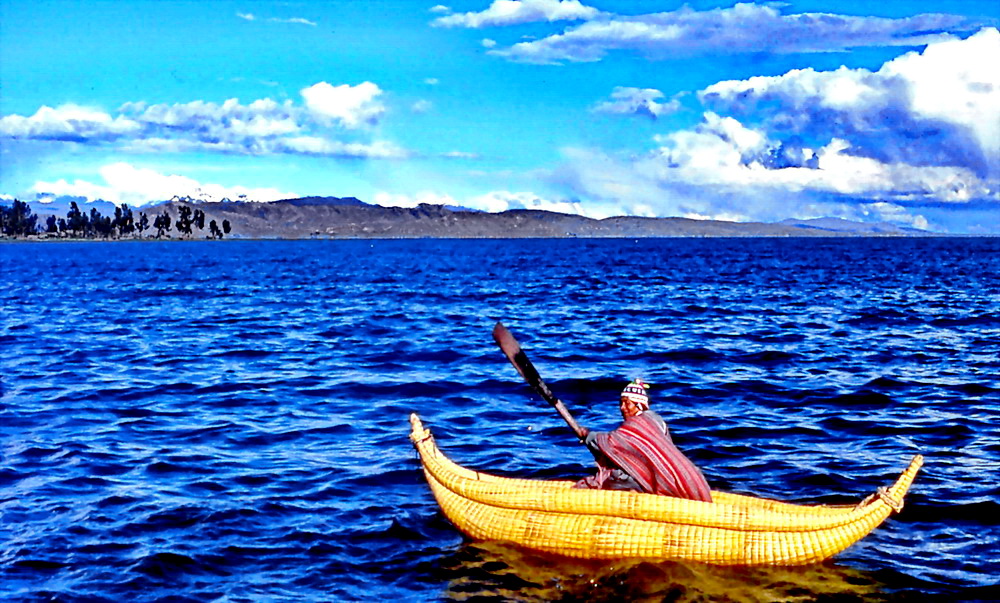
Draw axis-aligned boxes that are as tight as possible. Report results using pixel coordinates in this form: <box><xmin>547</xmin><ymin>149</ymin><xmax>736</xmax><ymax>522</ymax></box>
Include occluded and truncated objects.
<box><xmin>0</xmin><ymin>199</ymin><xmax>231</xmax><ymax>240</ymax></box>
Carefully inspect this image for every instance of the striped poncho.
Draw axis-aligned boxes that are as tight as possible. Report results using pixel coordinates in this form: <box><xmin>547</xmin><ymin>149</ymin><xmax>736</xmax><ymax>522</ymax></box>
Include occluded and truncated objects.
<box><xmin>576</xmin><ymin>410</ymin><xmax>712</xmax><ymax>502</ymax></box>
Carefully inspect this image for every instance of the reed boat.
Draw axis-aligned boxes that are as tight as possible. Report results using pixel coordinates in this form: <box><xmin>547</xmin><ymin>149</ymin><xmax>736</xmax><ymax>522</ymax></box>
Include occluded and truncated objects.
<box><xmin>409</xmin><ymin>413</ymin><xmax>923</xmax><ymax>566</ymax></box>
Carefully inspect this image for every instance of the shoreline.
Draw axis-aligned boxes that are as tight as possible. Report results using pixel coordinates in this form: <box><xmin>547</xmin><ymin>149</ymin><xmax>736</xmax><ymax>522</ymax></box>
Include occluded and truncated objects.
<box><xmin>2</xmin><ymin>233</ymin><xmax>992</xmax><ymax>243</ymax></box>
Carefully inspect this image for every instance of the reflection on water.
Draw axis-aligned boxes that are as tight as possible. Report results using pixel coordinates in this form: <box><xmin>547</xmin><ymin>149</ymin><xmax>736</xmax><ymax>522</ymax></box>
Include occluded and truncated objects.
<box><xmin>437</xmin><ymin>542</ymin><xmax>929</xmax><ymax>602</ymax></box>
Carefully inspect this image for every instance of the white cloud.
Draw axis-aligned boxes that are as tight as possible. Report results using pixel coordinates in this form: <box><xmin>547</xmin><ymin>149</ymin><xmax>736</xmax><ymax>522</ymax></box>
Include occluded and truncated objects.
<box><xmin>482</xmin><ymin>38</ymin><xmax>498</xmax><ymax>48</ymax></box>
<box><xmin>237</xmin><ymin>12</ymin><xmax>316</xmax><ymax>26</ymax></box>
<box><xmin>700</xmin><ymin>27</ymin><xmax>1000</xmax><ymax>179</ymax></box>
<box><xmin>122</xmin><ymin>97</ymin><xmax>300</xmax><ymax>140</ymax></box>
<box><xmin>434</xmin><ymin>0</ymin><xmax>599</xmax><ymax>28</ymax></box>
<box><xmin>424</xmin><ymin>77</ymin><xmax>440</xmax><ymax>85</ymax></box>
<box><xmin>439</xmin><ymin>150</ymin><xmax>481</xmax><ymax>159</ymax></box>
<box><xmin>281</xmin><ymin>17</ymin><xmax>316</xmax><ymax>26</ymax></box>
<box><xmin>31</xmin><ymin>163</ymin><xmax>297</xmax><ymax>206</ymax></box>
<box><xmin>2</xmin><ymin>83</ymin><xmax>406</xmax><ymax>159</ymax></box>
<box><xmin>278</xmin><ymin>137</ymin><xmax>408</xmax><ymax>158</ymax></box>
<box><xmin>430</xmin><ymin>5</ymin><xmax>451</xmax><ymax>15</ymax></box>
<box><xmin>411</xmin><ymin>99</ymin><xmax>433</xmax><ymax>114</ymax></box>
<box><xmin>593</xmin><ymin>87</ymin><xmax>681</xmax><ymax>119</ymax></box>
<box><xmin>300</xmin><ymin>81</ymin><xmax>385</xmax><ymax>129</ymax></box>
<box><xmin>0</xmin><ymin>105</ymin><xmax>140</xmax><ymax>141</ymax></box>
<box><xmin>490</xmin><ymin>3</ymin><xmax>985</xmax><ymax>63</ymax></box>
<box><xmin>551</xmin><ymin>29</ymin><xmax>998</xmax><ymax>231</ymax></box>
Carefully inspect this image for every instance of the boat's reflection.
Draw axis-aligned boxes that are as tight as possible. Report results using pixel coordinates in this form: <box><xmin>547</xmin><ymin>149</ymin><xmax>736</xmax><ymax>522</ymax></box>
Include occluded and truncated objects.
<box><xmin>436</xmin><ymin>541</ymin><xmax>905</xmax><ymax>602</ymax></box>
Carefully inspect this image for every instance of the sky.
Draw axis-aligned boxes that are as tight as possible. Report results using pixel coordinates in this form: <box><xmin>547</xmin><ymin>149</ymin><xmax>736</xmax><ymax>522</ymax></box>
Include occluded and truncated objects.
<box><xmin>1</xmin><ymin>0</ymin><xmax>998</xmax><ymax>233</ymax></box>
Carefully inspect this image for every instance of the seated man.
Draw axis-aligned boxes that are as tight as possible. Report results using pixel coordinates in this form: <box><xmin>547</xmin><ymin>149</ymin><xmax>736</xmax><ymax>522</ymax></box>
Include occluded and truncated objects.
<box><xmin>574</xmin><ymin>379</ymin><xmax>712</xmax><ymax>502</ymax></box>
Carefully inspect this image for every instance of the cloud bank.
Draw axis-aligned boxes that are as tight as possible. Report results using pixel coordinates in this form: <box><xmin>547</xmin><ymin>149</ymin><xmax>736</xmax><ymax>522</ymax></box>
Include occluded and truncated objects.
<box><xmin>557</xmin><ymin>29</ymin><xmax>999</xmax><ymax>231</ymax></box>
<box><xmin>0</xmin><ymin>82</ymin><xmax>404</xmax><ymax>159</ymax></box>
<box><xmin>32</xmin><ymin>163</ymin><xmax>297</xmax><ymax>207</ymax></box>
<box><xmin>474</xmin><ymin>2</ymin><xmax>988</xmax><ymax>63</ymax></box>
<box><xmin>432</xmin><ymin>0</ymin><xmax>599</xmax><ymax>28</ymax></box>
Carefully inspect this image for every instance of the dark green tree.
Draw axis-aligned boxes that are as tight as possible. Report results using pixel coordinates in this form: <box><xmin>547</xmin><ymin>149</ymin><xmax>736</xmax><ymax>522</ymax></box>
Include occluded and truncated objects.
<box><xmin>209</xmin><ymin>219</ymin><xmax>221</xmax><ymax>239</ymax></box>
<box><xmin>153</xmin><ymin>211</ymin><xmax>172</xmax><ymax>238</ymax></box>
<box><xmin>137</xmin><ymin>212</ymin><xmax>149</xmax><ymax>237</ymax></box>
<box><xmin>46</xmin><ymin>215</ymin><xmax>58</xmax><ymax>233</ymax></box>
<box><xmin>222</xmin><ymin>219</ymin><xmax>231</xmax><ymax>236</ymax></box>
<box><xmin>67</xmin><ymin>202</ymin><xmax>87</xmax><ymax>236</ymax></box>
<box><xmin>176</xmin><ymin>205</ymin><xmax>194</xmax><ymax>236</ymax></box>
<box><xmin>114</xmin><ymin>203</ymin><xmax>135</xmax><ymax>237</ymax></box>
<box><xmin>193</xmin><ymin>208</ymin><xmax>205</xmax><ymax>231</ymax></box>
<box><xmin>88</xmin><ymin>208</ymin><xmax>113</xmax><ymax>238</ymax></box>
<box><xmin>1</xmin><ymin>199</ymin><xmax>39</xmax><ymax>237</ymax></box>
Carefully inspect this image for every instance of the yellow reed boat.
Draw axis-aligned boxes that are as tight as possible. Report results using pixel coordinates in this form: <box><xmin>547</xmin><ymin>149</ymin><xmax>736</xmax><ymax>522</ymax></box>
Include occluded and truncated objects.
<box><xmin>409</xmin><ymin>413</ymin><xmax>923</xmax><ymax>566</ymax></box>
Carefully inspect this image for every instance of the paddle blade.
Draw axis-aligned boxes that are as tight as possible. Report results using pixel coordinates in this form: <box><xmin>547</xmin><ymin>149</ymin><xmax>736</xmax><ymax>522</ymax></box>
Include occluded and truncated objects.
<box><xmin>493</xmin><ymin>322</ymin><xmax>588</xmax><ymax>441</ymax></box>
<box><xmin>492</xmin><ymin>322</ymin><xmax>554</xmax><ymax>402</ymax></box>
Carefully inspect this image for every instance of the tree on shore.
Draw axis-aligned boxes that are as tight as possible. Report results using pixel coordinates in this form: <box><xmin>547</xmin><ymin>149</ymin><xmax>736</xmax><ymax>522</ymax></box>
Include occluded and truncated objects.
<box><xmin>153</xmin><ymin>211</ymin><xmax>172</xmax><ymax>238</ymax></box>
<box><xmin>114</xmin><ymin>204</ymin><xmax>135</xmax><ymax>237</ymax></box>
<box><xmin>176</xmin><ymin>205</ymin><xmax>194</xmax><ymax>236</ymax></box>
<box><xmin>88</xmin><ymin>207</ymin><xmax>114</xmax><ymax>238</ymax></box>
<box><xmin>0</xmin><ymin>199</ymin><xmax>39</xmax><ymax>237</ymax></box>
<box><xmin>209</xmin><ymin>219</ymin><xmax>222</xmax><ymax>239</ymax></box>
<box><xmin>137</xmin><ymin>212</ymin><xmax>149</xmax><ymax>237</ymax></box>
<box><xmin>223</xmin><ymin>219</ymin><xmax>231</xmax><ymax>236</ymax></box>
<box><xmin>67</xmin><ymin>202</ymin><xmax>87</xmax><ymax>236</ymax></box>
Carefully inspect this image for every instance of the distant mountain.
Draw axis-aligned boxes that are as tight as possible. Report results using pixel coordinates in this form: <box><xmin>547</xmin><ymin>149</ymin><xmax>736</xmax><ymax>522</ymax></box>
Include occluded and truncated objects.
<box><xmin>138</xmin><ymin>198</ymin><xmax>932</xmax><ymax>239</ymax></box>
<box><xmin>12</xmin><ymin>195</ymin><xmax>934</xmax><ymax>239</ymax></box>
<box><xmin>779</xmin><ymin>217</ymin><xmax>925</xmax><ymax>234</ymax></box>
<box><xmin>273</xmin><ymin>196</ymin><xmax>370</xmax><ymax>208</ymax></box>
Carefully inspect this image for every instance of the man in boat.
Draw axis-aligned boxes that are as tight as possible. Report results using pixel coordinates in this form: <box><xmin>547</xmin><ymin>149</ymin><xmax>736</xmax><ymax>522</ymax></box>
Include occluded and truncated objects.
<box><xmin>574</xmin><ymin>379</ymin><xmax>713</xmax><ymax>502</ymax></box>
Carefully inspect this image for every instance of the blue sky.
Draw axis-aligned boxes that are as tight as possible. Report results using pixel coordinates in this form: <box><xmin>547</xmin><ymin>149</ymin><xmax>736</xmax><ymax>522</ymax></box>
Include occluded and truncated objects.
<box><xmin>1</xmin><ymin>0</ymin><xmax>998</xmax><ymax>232</ymax></box>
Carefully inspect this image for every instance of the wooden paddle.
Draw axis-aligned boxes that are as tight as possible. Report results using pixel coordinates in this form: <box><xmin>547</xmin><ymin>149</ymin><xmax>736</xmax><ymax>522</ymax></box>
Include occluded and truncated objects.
<box><xmin>492</xmin><ymin>322</ymin><xmax>588</xmax><ymax>441</ymax></box>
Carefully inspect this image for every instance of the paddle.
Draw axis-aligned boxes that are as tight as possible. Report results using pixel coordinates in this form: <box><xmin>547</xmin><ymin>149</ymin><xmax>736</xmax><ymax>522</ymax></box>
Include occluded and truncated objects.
<box><xmin>492</xmin><ymin>322</ymin><xmax>588</xmax><ymax>441</ymax></box>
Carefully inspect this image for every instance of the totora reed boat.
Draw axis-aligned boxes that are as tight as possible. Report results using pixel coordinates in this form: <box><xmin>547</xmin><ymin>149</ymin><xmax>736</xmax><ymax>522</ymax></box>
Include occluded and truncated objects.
<box><xmin>409</xmin><ymin>413</ymin><xmax>923</xmax><ymax>566</ymax></box>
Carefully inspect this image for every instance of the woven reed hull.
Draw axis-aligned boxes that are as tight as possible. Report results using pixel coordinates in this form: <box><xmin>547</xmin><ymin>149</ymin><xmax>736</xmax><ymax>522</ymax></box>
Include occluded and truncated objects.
<box><xmin>409</xmin><ymin>413</ymin><xmax>923</xmax><ymax>566</ymax></box>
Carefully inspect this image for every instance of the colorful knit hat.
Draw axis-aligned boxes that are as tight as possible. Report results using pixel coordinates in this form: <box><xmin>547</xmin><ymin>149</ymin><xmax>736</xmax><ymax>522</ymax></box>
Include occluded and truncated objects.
<box><xmin>620</xmin><ymin>378</ymin><xmax>650</xmax><ymax>410</ymax></box>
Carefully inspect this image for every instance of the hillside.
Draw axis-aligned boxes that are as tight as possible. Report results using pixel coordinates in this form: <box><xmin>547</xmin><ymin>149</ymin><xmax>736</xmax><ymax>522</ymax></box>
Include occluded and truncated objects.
<box><xmin>139</xmin><ymin>197</ymin><xmax>925</xmax><ymax>239</ymax></box>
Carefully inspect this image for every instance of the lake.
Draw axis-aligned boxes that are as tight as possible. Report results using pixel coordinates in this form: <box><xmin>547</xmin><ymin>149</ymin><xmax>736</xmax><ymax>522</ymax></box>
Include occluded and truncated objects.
<box><xmin>1</xmin><ymin>238</ymin><xmax>998</xmax><ymax>601</ymax></box>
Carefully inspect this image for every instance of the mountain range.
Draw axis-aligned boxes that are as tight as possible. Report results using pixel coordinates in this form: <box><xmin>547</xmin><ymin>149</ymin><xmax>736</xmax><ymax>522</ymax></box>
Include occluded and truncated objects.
<box><xmin>20</xmin><ymin>195</ymin><xmax>929</xmax><ymax>238</ymax></box>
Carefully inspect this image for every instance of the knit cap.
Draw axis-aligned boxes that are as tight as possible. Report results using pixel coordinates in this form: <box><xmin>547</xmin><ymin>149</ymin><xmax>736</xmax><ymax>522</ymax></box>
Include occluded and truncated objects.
<box><xmin>620</xmin><ymin>378</ymin><xmax>650</xmax><ymax>410</ymax></box>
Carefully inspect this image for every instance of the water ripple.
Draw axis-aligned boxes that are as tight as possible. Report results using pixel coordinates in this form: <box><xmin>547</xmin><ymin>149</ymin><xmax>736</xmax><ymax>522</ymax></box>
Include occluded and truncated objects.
<box><xmin>1</xmin><ymin>238</ymin><xmax>998</xmax><ymax>601</ymax></box>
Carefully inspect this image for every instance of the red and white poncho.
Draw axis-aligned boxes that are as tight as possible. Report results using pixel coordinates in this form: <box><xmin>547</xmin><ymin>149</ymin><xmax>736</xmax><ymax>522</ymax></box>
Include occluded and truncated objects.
<box><xmin>575</xmin><ymin>410</ymin><xmax>712</xmax><ymax>502</ymax></box>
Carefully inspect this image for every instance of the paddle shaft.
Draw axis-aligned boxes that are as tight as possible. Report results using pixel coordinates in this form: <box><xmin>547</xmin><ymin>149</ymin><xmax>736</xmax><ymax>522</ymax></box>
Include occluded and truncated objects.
<box><xmin>492</xmin><ymin>322</ymin><xmax>588</xmax><ymax>441</ymax></box>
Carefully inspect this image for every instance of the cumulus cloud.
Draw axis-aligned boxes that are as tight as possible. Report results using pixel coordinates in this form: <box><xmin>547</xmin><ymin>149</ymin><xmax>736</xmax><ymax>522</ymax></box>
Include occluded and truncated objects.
<box><xmin>433</xmin><ymin>0</ymin><xmax>599</xmax><ymax>28</ymax></box>
<box><xmin>1</xmin><ymin>82</ymin><xmax>403</xmax><ymax>159</ymax></box>
<box><xmin>555</xmin><ymin>30</ymin><xmax>1000</xmax><ymax>231</ymax></box>
<box><xmin>31</xmin><ymin>162</ymin><xmax>297</xmax><ymax>206</ymax></box>
<box><xmin>700</xmin><ymin>27</ymin><xmax>1000</xmax><ymax>179</ymax></box>
<box><xmin>593</xmin><ymin>87</ymin><xmax>681</xmax><ymax>119</ymax></box>
<box><xmin>488</xmin><ymin>3</ymin><xmax>986</xmax><ymax>63</ymax></box>
<box><xmin>300</xmin><ymin>81</ymin><xmax>385</xmax><ymax>129</ymax></box>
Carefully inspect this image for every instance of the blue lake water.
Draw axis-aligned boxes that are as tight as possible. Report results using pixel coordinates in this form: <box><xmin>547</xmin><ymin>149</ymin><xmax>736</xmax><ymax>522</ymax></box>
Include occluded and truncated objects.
<box><xmin>1</xmin><ymin>238</ymin><xmax>998</xmax><ymax>602</ymax></box>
